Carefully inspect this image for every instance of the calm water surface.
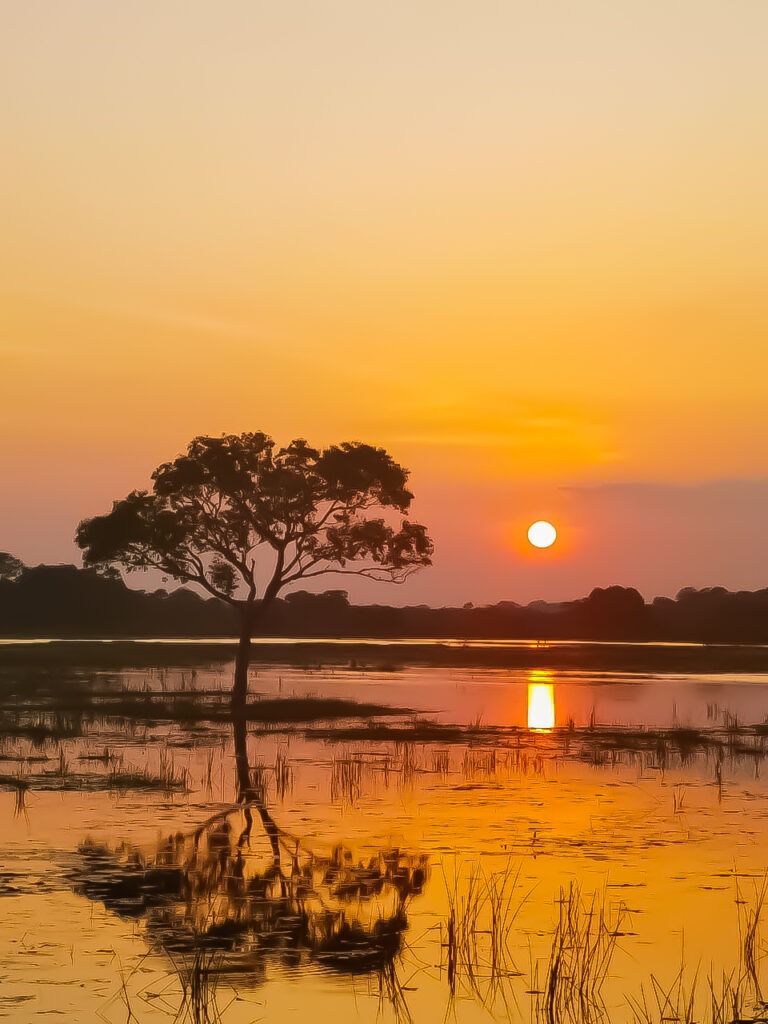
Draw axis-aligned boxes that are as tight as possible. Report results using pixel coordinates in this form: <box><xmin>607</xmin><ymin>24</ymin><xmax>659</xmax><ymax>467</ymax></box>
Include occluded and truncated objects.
<box><xmin>2</xmin><ymin>650</ymin><xmax>768</xmax><ymax>1022</ymax></box>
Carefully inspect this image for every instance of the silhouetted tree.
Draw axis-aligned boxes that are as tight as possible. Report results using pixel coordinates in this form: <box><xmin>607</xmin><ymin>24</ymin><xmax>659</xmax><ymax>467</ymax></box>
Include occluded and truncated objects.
<box><xmin>75</xmin><ymin>433</ymin><xmax>433</xmax><ymax>707</ymax></box>
<box><xmin>0</xmin><ymin>552</ymin><xmax>25</xmax><ymax>582</ymax></box>
<box><xmin>579</xmin><ymin>585</ymin><xmax>647</xmax><ymax>639</ymax></box>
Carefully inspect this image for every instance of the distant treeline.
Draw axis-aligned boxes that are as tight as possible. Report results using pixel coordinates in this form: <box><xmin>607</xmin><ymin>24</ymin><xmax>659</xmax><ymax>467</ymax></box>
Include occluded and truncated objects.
<box><xmin>2</xmin><ymin>562</ymin><xmax>768</xmax><ymax>643</ymax></box>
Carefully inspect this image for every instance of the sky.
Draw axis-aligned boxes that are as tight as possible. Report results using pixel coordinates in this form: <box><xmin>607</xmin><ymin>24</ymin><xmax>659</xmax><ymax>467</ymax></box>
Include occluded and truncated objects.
<box><xmin>2</xmin><ymin>2</ymin><xmax>767</xmax><ymax>606</ymax></box>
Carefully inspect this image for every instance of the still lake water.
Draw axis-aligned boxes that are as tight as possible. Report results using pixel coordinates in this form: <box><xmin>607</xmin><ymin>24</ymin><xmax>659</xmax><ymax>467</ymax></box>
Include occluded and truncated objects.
<box><xmin>2</xmin><ymin>644</ymin><xmax>768</xmax><ymax>1023</ymax></box>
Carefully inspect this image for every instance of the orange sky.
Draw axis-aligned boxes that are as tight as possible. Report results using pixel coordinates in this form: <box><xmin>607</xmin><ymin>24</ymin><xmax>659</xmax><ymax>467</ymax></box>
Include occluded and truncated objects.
<box><xmin>2</xmin><ymin>2</ymin><xmax>767</xmax><ymax>604</ymax></box>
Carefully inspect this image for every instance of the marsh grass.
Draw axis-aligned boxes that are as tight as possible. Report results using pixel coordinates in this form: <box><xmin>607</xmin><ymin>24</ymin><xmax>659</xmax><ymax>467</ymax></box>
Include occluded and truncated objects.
<box><xmin>78</xmin><ymin>744</ymin><xmax>118</xmax><ymax>766</ymax></box>
<box><xmin>0</xmin><ymin>769</ymin><xmax>29</xmax><ymax>816</ymax></box>
<box><xmin>108</xmin><ymin>943</ymin><xmax>232</xmax><ymax>1024</ymax></box>
<box><xmin>13</xmin><ymin>776</ymin><xmax>28</xmax><ymax>816</ymax></box>
<box><xmin>203</xmin><ymin>747</ymin><xmax>215</xmax><ymax>791</ymax></box>
<box><xmin>373</xmin><ymin>957</ymin><xmax>415</xmax><ymax>1024</ymax></box>
<box><xmin>1</xmin><ymin>689</ymin><xmax>412</xmax><ymax>727</ymax></box>
<box><xmin>736</xmin><ymin>873</ymin><xmax>768</xmax><ymax>1010</ymax></box>
<box><xmin>535</xmin><ymin>882</ymin><xmax>628</xmax><ymax>1024</ymax></box>
<box><xmin>329</xmin><ymin>746</ymin><xmax>425</xmax><ymax>806</ymax></box>
<box><xmin>0</xmin><ymin>737</ymin><xmax>189</xmax><ymax>793</ymax></box>
<box><xmin>331</xmin><ymin>752</ymin><xmax>364</xmax><ymax>805</ymax></box>
<box><xmin>628</xmin><ymin>873</ymin><xmax>768</xmax><ymax>1024</ymax></box>
<box><xmin>430</xmin><ymin>748</ymin><xmax>451</xmax><ymax>778</ymax></box>
<box><xmin>435</xmin><ymin>867</ymin><xmax>768</xmax><ymax>1024</ymax></box>
<box><xmin>398</xmin><ymin>742</ymin><xmax>419</xmax><ymax>785</ymax></box>
<box><xmin>0</xmin><ymin>711</ymin><xmax>84</xmax><ymax>744</ymax></box>
<box><xmin>462</xmin><ymin>747</ymin><xmax>498</xmax><ymax>779</ymax></box>
<box><xmin>246</xmin><ymin>760</ymin><xmax>268</xmax><ymax>804</ymax></box>
<box><xmin>274</xmin><ymin>748</ymin><xmax>293</xmax><ymax>800</ymax></box>
<box><xmin>171</xmin><ymin>948</ymin><xmax>230</xmax><ymax>1024</ymax></box>
<box><xmin>441</xmin><ymin>858</ymin><xmax>530</xmax><ymax>1012</ymax></box>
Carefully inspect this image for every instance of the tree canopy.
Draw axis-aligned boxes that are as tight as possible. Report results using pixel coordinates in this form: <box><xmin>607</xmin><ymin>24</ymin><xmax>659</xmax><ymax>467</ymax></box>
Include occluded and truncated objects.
<box><xmin>76</xmin><ymin>432</ymin><xmax>433</xmax><ymax>610</ymax></box>
<box><xmin>0</xmin><ymin>552</ymin><xmax>25</xmax><ymax>582</ymax></box>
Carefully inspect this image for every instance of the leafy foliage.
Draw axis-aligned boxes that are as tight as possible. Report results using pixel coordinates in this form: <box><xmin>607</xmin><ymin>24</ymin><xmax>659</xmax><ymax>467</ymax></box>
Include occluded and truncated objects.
<box><xmin>76</xmin><ymin>432</ymin><xmax>433</xmax><ymax>607</ymax></box>
<box><xmin>0</xmin><ymin>552</ymin><xmax>25</xmax><ymax>582</ymax></box>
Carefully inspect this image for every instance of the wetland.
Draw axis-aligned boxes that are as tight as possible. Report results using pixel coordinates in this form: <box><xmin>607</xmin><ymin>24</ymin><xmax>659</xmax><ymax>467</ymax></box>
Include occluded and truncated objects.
<box><xmin>2</xmin><ymin>640</ymin><xmax>768</xmax><ymax>1023</ymax></box>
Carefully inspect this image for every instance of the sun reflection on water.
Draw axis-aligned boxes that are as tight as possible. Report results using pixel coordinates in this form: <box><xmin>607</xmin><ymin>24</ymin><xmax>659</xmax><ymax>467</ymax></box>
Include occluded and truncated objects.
<box><xmin>527</xmin><ymin>675</ymin><xmax>555</xmax><ymax>730</ymax></box>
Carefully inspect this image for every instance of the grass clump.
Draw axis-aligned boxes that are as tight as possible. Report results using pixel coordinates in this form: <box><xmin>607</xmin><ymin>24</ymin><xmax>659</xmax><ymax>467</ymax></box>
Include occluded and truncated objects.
<box><xmin>108</xmin><ymin>748</ymin><xmax>189</xmax><ymax>793</ymax></box>
<box><xmin>441</xmin><ymin>858</ymin><xmax>530</xmax><ymax>1012</ymax></box>
<box><xmin>628</xmin><ymin>873</ymin><xmax>768</xmax><ymax>1024</ymax></box>
<box><xmin>536</xmin><ymin>882</ymin><xmax>628</xmax><ymax>1024</ymax></box>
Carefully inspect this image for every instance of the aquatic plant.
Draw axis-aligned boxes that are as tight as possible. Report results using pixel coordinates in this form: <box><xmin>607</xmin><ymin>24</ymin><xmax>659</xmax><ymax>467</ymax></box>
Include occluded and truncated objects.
<box><xmin>628</xmin><ymin>873</ymin><xmax>768</xmax><ymax>1024</ymax></box>
<box><xmin>536</xmin><ymin>882</ymin><xmax>628</xmax><ymax>1024</ymax></box>
<box><xmin>441</xmin><ymin>857</ymin><xmax>530</xmax><ymax>1012</ymax></box>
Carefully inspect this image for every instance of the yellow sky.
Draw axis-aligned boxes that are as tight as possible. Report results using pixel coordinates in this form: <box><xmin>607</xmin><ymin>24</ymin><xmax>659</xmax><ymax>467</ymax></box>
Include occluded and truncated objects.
<box><xmin>2</xmin><ymin>2</ymin><xmax>767</xmax><ymax>601</ymax></box>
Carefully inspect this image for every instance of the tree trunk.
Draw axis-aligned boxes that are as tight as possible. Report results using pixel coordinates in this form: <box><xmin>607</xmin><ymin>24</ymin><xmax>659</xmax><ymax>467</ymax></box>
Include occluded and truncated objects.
<box><xmin>231</xmin><ymin>601</ymin><xmax>255</xmax><ymax>712</ymax></box>
<box><xmin>232</xmin><ymin>704</ymin><xmax>281</xmax><ymax>867</ymax></box>
<box><xmin>229</xmin><ymin>599</ymin><xmax>283</xmax><ymax>867</ymax></box>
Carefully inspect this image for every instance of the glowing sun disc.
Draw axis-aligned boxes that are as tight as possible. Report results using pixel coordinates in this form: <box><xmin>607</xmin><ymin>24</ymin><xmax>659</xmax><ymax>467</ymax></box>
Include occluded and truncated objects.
<box><xmin>528</xmin><ymin>520</ymin><xmax>557</xmax><ymax>548</ymax></box>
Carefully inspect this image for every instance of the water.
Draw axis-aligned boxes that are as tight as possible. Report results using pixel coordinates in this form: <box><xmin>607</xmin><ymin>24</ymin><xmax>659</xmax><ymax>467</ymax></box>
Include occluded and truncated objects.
<box><xmin>2</xmin><ymin>647</ymin><xmax>768</xmax><ymax>1022</ymax></box>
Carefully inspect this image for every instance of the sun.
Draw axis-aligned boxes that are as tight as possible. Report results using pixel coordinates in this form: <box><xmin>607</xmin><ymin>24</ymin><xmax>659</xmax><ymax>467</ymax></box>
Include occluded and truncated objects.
<box><xmin>527</xmin><ymin>520</ymin><xmax>557</xmax><ymax>549</ymax></box>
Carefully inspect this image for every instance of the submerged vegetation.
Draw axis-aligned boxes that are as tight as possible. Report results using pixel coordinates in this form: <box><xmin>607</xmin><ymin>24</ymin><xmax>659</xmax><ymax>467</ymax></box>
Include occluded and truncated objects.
<box><xmin>441</xmin><ymin>857</ymin><xmax>529</xmax><ymax>1012</ymax></box>
<box><xmin>3</xmin><ymin>651</ymin><xmax>768</xmax><ymax>1022</ymax></box>
<box><xmin>627</xmin><ymin>875</ymin><xmax>768</xmax><ymax>1024</ymax></box>
<box><xmin>535</xmin><ymin>883</ymin><xmax>628</xmax><ymax>1024</ymax></box>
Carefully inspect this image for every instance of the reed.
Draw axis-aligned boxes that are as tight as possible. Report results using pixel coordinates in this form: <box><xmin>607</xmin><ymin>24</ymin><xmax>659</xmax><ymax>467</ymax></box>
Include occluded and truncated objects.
<box><xmin>107</xmin><ymin>747</ymin><xmax>189</xmax><ymax>792</ymax></box>
<box><xmin>274</xmin><ymin>747</ymin><xmax>293</xmax><ymax>800</ymax></box>
<box><xmin>441</xmin><ymin>857</ymin><xmax>529</xmax><ymax>1011</ymax></box>
<box><xmin>536</xmin><ymin>882</ymin><xmax>627</xmax><ymax>1024</ymax></box>
<box><xmin>171</xmin><ymin>948</ymin><xmax>227</xmax><ymax>1024</ymax></box>
<box><xmin>331</xmin><ymin>752</ymin><xmax>364</xmax><ymax>805</ymax></box>
<box><xmin>628</xmin><ymin>872</ymin><xmax>768</xmax><ymax>1024</ymax></box>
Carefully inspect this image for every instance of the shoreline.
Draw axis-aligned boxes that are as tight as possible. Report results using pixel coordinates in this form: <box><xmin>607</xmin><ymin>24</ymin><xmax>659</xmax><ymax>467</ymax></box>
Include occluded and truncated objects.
<box><xmin>2</xmin><ymin>637</ymin><xmax>768</xmax><ymax>673</ymax></box>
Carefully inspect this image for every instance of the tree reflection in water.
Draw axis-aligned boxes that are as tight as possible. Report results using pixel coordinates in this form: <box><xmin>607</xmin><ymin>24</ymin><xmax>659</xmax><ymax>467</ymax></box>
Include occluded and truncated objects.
<box><xmin>74</xmin><ymin>713</ymin><xmax>428</xmax><ymax>992</ymax></box>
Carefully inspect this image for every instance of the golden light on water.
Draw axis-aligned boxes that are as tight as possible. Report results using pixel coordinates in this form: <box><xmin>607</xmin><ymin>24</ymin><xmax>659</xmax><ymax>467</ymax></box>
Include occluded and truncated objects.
<box><xmin>527</xmin><ymin>680</ymin><xmax>555</xmax><ymax>730</ymax></box>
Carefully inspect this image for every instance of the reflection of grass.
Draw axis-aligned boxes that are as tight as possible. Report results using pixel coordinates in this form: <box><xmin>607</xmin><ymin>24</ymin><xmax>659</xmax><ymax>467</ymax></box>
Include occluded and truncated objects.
<box><xmin>328</xmin><ymin>746</ymin><xmax>424</xmax><ymax>807</ymax></box>
<box><xmin>108</xmin><ymin>748</ymin><xmax>189</xmax><ymax>792</ymax></box>
<box><xmin>375</xmin><ymin>957</ymin><xmax>414</xmax><ymax>1024</ymax></box>
<box><xmin>273</xmin><ymin>748</ymin><xmax>292</xmax><ymax>799</ymax></box>
<box><xmin>620</xmin><ymin>874</ymin><xmax>768</xmax><ymax>1024</ymax></box>
<box><xmin>306</xmin><ymin>720</ymin><xmax>768</xmax><ymax>783</ymax></box>
<box><xmin>307</xmin><ymin>722</ymin><xmax>473</xmax><ymax>742</ymax></box>
<box><xmin>331</xmin><ymin>752</ymin><xmax>363</xmax><ymax>805</ymax></box>
<box><xmin>431</xmin><ymin>749</ymin><xmax>450</xmax><ymax>777</ymax></box>
<box><xmin>110</xmin><ymin>944</ymin><xmax>230</xmax><ymax>1024</ymax></box>
<box><xmin>0</xmin><ymin>772</ymin><xmax>29</xmax><ymax>815</ymax></box>
<box><xmin>441</xmin><ymin>858</ymin><xmax>530</xmax><ymax>1012</ymax></box>
<box><xmin>435</xmin><ymin>864</ymin><xmax>768</xmax><ymax>1024</ymax></box>
<box><xmin>171</xmin><ymin>948</ymin><xmax>228</xmax><ymax>1024</ymax></box>
<box><xmin>0</xmin><ymin>713</ymin><xmax>83</xmax><ymax>743</ymax></box>
<box><xmin>536</xmin><ymin>882</ymin><xmax>627</xmax><ymax>1024</ymax></box>
<box><xmin>0</xmin><ymin>692</ymin><xmax>411</xmax><ymax>727</ymax></box>
<box><xmin>0</xmin><ymin>747</ymin><xmax>189</xmax><ymax>793</ymax></box>
<box><xmin>738</xmin><ymin>874</ymin><xmax>767</xmax><ymax>1006</ymax></box>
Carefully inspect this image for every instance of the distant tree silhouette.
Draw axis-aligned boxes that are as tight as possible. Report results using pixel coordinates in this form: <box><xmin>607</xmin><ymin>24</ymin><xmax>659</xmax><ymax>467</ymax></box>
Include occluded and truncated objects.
<box><xmin>578</xmin><ymin>585</ymin><xmax>646</xmax><ymax>639</ymax></box>
<box><xmin>75</xmin><ymin>433</ymin><xmax>433</xmax><ymax>707</ymax></box>
<box><xmin>0</xmin><ymin>552</ymin><xmax>25</xmax><ymax>582</ymax></box>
